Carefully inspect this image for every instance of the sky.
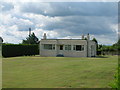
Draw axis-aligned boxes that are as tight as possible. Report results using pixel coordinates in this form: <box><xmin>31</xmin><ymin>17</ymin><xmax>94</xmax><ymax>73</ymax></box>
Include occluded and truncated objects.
<box><xmin>0</xmin><ymin>0</ymin><xmax>119</xmax><ymax>45</ymax></box>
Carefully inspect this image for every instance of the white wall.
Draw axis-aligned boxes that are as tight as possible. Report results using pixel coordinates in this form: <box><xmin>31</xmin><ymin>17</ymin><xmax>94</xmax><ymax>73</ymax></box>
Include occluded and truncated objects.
<box><xmin>40</xmin><ymin>39</ymin><xmax>88</xmax><ymax>57</ymax></box>
<box><xmin>88</xmin><ymin>41</ymin><xmax>96</xmax><ymax>57</ymax></box>
<box><xmin>40</xmin><ymin>40</ymin><xmax>57</xmax><ymax>57</ymax></box>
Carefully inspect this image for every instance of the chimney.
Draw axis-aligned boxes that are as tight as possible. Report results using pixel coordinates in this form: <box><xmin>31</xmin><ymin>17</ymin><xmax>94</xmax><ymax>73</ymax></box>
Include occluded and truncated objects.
<box><xmin>43</xmin><ymin>33</ymin><xmax>47</xmax><ymax>39</ymax></box>
<box><xmin>87</xmin><ymin>33</ymin><xmax>90</xmax><ymax>40</ymax></box>
<box><xmin>82</xmin><ymin>34</ymin><xmax>84</xmax><ymax>39</ymax></box>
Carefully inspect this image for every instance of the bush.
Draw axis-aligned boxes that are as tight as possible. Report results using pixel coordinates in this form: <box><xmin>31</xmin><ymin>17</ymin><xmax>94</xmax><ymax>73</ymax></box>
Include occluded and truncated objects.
<box><xmin>109</xmin><ymin>64</ymin><xmax>120</xmax><ymax>89</ymax></box>
<box><xmin>97</xmin><ymin>50</ymin><xmax>101</xmax><ymax>55</ymax></box>
<box><xmin>2</xmin><ymin>44</ymin><xmax>39</xmax><ymax>57</ymax></box>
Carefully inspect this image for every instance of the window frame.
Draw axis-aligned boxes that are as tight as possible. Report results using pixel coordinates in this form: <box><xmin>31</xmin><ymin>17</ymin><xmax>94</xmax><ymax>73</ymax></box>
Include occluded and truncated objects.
<box><xmin>73</xmin><ymin>45</ymin><xmax>84</xmax><ymax>51</ymax></box>
<box><xmin>43</xmin><ymin>44</ymin><xmax>55</xmax><ymax>50</ymax></box>
<box><xmin>65</xmin><ymin>45</ymin><xmax>71</xmax><ymax>50</ymax></box>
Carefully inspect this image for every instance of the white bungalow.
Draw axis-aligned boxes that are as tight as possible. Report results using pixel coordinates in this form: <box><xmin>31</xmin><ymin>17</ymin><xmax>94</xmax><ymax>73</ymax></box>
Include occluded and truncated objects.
<box><xmin>39</xmin><ymin>33</ymin><xmax>96</xmax><ymax>57</ymax></box>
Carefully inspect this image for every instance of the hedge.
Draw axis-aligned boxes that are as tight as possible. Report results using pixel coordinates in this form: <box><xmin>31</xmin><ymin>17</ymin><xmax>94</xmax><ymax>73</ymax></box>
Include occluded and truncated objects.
<box><xmin>2</xmin><ymin>44</ymin><xmax>39</xmax><ymax>57</ymax></box>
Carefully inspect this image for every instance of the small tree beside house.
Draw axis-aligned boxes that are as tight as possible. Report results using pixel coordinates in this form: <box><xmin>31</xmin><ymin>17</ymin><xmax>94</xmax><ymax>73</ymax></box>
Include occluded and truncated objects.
<box><xmin>22</xmin><ymin>33</ymin><xmax>39</xmax><ymax>44</ymax></box>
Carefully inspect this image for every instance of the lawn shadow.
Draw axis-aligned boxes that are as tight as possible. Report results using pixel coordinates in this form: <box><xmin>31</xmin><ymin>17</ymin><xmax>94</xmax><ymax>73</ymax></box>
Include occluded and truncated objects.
<box><xmin>96</xmin><ymin>55</ymin><xmax>108</xmax><ymax>58</ymax></box>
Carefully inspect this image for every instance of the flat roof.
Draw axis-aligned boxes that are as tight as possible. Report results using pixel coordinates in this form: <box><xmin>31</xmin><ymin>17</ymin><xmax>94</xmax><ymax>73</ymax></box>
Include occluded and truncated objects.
<box><xmin>40</xmin><ymin>39</ymin><xmax>95</xmax><ymax>43</ymax></box>
<box><xmin>41</xmin><ymin>39</ymin><xmax>86</xmax><ymax>40</ymax></box>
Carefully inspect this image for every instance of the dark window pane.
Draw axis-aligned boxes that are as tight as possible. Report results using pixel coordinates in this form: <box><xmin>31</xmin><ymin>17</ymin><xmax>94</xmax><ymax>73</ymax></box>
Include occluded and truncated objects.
<box><xmin>44</xmin><ymin>44</ymin><xmax>52</xmax><ymax>50</ymax></box>
<box><xmin>60</xmin><ymin>45</ymin><xmax>63</xmax><ymax>50</ymax></box>
<box><xmin>76</xmin><ymin>45</ymin><xmax>81</xmax><ymax>51</ymax></box>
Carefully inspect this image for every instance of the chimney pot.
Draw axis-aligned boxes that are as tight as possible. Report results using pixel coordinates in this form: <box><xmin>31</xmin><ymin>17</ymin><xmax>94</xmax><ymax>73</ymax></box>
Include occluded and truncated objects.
<box><xmin>82</xmin><ymin>34</ymin><xmax>84</xmax><ymax>39</ymax></box>
<box><xmin>43</xmin><ymin>33</ymin><xmax>47</xmax><ymax>39</ymax></box>
<box><xmin>87</xmin><ymin>33</ymin><xmax>90</xmax><ymax>40</ymax></box>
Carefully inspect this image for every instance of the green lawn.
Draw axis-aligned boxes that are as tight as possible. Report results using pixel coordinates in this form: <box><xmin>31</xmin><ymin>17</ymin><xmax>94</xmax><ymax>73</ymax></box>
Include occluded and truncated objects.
<box><xmin>2</xmin><ymin>55</ymin><xmax>118</xmax><ymax>88</ymax></box>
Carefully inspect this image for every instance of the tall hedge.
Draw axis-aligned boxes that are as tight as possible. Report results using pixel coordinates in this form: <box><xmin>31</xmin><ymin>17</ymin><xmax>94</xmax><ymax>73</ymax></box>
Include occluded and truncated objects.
<box><xmin>2</xmin><ymin>44</ymin><xmax>39</xmax><ymax>57</ymax></box>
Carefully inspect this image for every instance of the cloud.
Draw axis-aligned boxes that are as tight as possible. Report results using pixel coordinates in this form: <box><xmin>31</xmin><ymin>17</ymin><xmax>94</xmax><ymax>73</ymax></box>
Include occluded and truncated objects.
<box><xmin>0</xmin><ymin>14</ymin><xmax>35</xmax><ymax>31</ymax></box>
<box><xmin>94</xmin><ymin>34</ymin><xmax>118</xmax><ymax>45</ymax></box>
<box><xmin>1</xmin><ymin>0</ymin><xmax>119</xmax><ymax>2</ymax></box>
<box><xmin>0</xmin><ymin>2</ymin><xmax>118</xmax><ymax>45</ymax></box>
<box><xmin>20</xmin><ymin>2</ymin><xmax>117</xmax><ymax>17</ymax></box>
<box><xmin>0</xmin><ymin>2</ymin><xmax>14</xmax><ymax>12</ymax></box>
<box><xmin>39</xmin><ymin>16</ymin><xmax>117</xmax><ymax>36</ymax></box>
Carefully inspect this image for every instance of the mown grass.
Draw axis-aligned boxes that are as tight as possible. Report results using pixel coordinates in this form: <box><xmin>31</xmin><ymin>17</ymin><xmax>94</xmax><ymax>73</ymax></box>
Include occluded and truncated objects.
<box><xmin>2</xmin><ymin>55</ymin><xmax>118</xmax><ymax>88</ymax></box>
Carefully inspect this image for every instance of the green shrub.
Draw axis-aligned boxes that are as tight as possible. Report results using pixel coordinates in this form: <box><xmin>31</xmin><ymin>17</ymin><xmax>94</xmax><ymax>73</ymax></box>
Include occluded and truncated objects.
<box><xmin>2</xmin><ymin>44</ymin><xmax>39</xmax><ymax>57</ymax></box>
<box><xmin>109</xmin><ymin>64</ymin><xmax>120</xmax><ymax>89</ymax></box>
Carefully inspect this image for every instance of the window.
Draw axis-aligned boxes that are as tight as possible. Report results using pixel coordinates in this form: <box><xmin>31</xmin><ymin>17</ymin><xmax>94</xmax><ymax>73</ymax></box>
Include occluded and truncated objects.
<box><xmin>65</xmin><ymin>45</ymin><xmax>67</xmax><ymax>50</ymax></box>
<box><xmin>68</xmin><ymin>45</ymin><xmax>71</xmax><ymax>50</ymax></box>
<box><xmin>76</xmin><ymin>45</ymin><xmax>81</xmax><ymax>51</ymax></box>
<box><xmin>43</xmin><ymin>44</ymin><xmax>55</xmax><ymax>50</ymax></box>
<box><xmin>60</xmin><ymin>45</ymin><xmax>63</xmax><ymax>50</ymax></box>
<box><xmin>73</xmin><ymin>45</ymin><xmax>84</xmax><ymax>51</ymax></box>
<box><xmin>65</xmin><ymin>45</ymin><xmax>71</xmax><ymax>50</ymax></box>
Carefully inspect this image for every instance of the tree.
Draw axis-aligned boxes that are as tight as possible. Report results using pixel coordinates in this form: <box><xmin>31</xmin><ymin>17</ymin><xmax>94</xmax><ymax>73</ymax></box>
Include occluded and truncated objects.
<box><xmin>22</xmin><ymin>33</ymin><xmax>39</xmax><ymax>44</ymax></box>
<box><xmin>92</xmin><ymin>38</ymin><xmax>98</xmax><ymax>44</ymax></box>
<box><xmin>98</xmin><ymin>44</ymin><xmax>103</xmax><ymax>50</ymax></box>
<box><xmin>113</xmin><ymin>38</ymin><xmax>120</xmax><ymax>54</ymax></box>
<box><xmin>118</xmin><ymin>38</ymin><xmax>120</xmax><ymax>44</ymax></box>
<box><xmin>84</xmin><ymin>37</ymin><xmax>87</xmax><ymax>40</ymax></box>
<box><xmin>113</xmin><ymin>38</ymin><xmax>120</xmax><ymax>46</ymax></box>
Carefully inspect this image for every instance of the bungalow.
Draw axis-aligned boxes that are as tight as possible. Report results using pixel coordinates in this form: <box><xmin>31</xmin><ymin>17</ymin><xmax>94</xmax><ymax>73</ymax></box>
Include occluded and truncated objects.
<box><xmin>39</xmin><ymin>33</ymin><xmax>96</xmax><ymax>57</ymax></box>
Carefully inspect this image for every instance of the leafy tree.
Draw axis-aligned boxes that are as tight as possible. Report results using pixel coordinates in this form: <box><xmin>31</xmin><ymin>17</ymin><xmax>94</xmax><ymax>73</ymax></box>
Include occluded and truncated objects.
<box><xmin>117</xmin><ymin>38</ymin><xmax>120</xmax><ymax>45</ymax></box>
<box><xmin>111</xmin><ymin>39</ymin><xmax>120</xmax><ymax>55</ymax></box>
<box><xmin>22</xmin><ymin>33</ymin><xmax>39</xmax><ymax>44</ymax></box>
<box><xmin>113</xmin><ymin>38</ymin><xmax>120</xmax><ymax>46</ymax></box>
<box><xmin>92</xmin><ymin>38</ymin><xmax>98</xmax><ymax>44</ymax></box>
<box><xmin>98</xmin><ymin>44</ymin><xmax>103</xmax><ymax>50</ymax></box>
<box><xmin>84</xmin><ymin>37</ymin><xmax>87</xmax><ymax>40</ymax></box>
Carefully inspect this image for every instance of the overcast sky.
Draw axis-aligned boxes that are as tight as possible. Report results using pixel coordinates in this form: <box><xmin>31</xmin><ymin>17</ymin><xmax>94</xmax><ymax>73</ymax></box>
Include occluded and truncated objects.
<box><xmin>0</xmin><ymin>1</ymin><xmax>118</xmax><ymax>45</ymax></box>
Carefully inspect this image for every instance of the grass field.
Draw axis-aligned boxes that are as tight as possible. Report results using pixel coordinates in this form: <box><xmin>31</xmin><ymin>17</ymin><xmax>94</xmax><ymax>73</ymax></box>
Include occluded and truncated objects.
<box><xmin>2</xmin><ymin>55</ymin><xmax>118</xmax><ymax>88</ymax></box>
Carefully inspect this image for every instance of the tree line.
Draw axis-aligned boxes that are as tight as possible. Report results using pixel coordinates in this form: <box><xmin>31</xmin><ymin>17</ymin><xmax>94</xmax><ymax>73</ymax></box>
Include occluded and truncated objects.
<box><xmin>95</xmin><ymin>38</ymin><xmax>120</xmax><ymax>55</ymax></box>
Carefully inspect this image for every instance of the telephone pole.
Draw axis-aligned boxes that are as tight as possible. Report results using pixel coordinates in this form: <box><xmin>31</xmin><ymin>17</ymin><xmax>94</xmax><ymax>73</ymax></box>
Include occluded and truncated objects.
<box><xmin>29</xmin><ymin>28</ymin><xmax>31</xmax><ymax>44</ymax></box>
<box><xmin>29</xmin><ymin>28</ymin><xmax>31</xmax><ymax>36</ymax></box>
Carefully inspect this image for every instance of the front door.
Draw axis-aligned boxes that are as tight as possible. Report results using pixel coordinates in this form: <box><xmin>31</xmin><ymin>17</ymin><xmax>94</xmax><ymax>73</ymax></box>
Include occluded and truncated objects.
<box><xmin>58</xmin><ymin>45</ymin><xmax>63</xmax><ymax>55</ymax></box>
<box><xmin>59</xmin><ymin>45</ymin><xmax>63</xmax><ymax>50</ymax></box>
